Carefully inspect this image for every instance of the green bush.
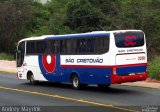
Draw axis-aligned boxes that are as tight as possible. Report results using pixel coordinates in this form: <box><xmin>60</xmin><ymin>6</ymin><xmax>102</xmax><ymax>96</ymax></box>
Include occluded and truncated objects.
<box><xmin>0</xmin><ymin>53</ymin><xmax>14</xmax><ymax>61</ymax></box>
<box><xmin>148</xmin><ymin>55</ymin><xmax>160</xmax><ymax>79</ymax></box>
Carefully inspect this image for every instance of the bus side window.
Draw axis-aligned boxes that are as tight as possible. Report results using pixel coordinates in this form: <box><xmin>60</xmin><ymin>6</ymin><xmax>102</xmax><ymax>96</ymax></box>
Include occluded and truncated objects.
<box><xmin>87</xmin><ymin>38</ymin><xmax>95</xmax><ymax>53</ymax></box>
<box><xmin>95</xmin><ymin>37</ymin><xmax>109</xmax><ymax>54</ymax></box>
<box><xmin>96</xmin><ymin>37</ymin><xmax>103</xmax><ymax>53</ymax></box>
<box><xmin>51</xmin><ymin>40</ymin><xmax>55</xmax><ymax>54</ymax></box>
<box><xmin>76</xmin><ymin>39</ymin><xmax>80</xmax><ymax>52</ymax></box>
<box><xmin>51</xmin><ymin>40</ymin><xmax>60</xmax><ymax>54</ymax></box>
<box><xmin>60</xmin><ymin>40</ymin><xmax>65</xmax><ymax>53</ymax></box>
<box><xmin>26</xmin><ymin>41</ymin><xmax>36</xmax><ymax>54</ymax></box>
<box><xmin>37</xmin><ymin>41</ymin><xmax>46</xmax><ymax>54</ymax></box>
<box><xmin>45</xmin><ymin>41</ymin><xmax>52</xmax><ymax>54</ymax></box>
<box><xmin>102</xmin><ymin>36</ymin><xmax>109</xmax><ymax>53</ymax></box>
<box><xmin>65</xmin><ymin>39</ymin><xmax>72</xmax><ymax>54</ymax></box>
<box><xmin>60</xmin><ymin>40</ymin><xmax>66</xmax><ymax>53</ymax></box>
<box><xmin>70</xmin><ymin>39</ymin><xmax>77</xmax><ymax>54</ymax></box>
<box><xmin>77</xmin><ymin>39</ymin><xmax>86</xmax><ymax>53</ymax></box>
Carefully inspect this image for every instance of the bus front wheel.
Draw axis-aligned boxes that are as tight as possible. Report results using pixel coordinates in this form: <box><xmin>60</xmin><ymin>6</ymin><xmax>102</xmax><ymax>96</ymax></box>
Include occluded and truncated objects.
<box><xmin>28</xmin><ymin>73</ymin><xmax>36</xmax><ymax>85</ymax></box>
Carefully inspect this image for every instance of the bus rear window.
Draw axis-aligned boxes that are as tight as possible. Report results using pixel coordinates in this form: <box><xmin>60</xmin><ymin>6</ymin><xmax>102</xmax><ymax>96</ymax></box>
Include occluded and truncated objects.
<box><xmin>114</xmin><ymin>32</ymin><xmax>144</xmax><ymax>48</ymax></box>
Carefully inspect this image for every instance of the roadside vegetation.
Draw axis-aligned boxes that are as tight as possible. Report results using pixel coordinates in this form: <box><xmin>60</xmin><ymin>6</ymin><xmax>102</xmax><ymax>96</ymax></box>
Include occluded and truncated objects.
<box><xmin>0</xmin><ymin>53</ymin><xmax>14</xmax><ymax>61</ymax></box>
<box><xmin>148</xmin><ymin>55</ymin><xmax>160</xmax><ymax>80</ymax></box>
<box><xmin>0</xmin><ymin>0</ymin><xmax>160</xmax><ymax>79</ymax></box>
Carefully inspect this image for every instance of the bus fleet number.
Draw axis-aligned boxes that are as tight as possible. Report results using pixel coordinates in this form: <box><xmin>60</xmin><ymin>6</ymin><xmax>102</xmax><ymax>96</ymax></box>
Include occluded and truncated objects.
<box><xmin>138</xmin><ymin>56</ymin><xmax>145</xmax><ymax>61</ymax></box>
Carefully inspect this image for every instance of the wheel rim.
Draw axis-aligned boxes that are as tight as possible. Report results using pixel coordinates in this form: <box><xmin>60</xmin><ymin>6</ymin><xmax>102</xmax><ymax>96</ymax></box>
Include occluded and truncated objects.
<box><xmin>73</xmin><ymin>77</ymin><xmax>79</xmax><ymax>88</ymax></box>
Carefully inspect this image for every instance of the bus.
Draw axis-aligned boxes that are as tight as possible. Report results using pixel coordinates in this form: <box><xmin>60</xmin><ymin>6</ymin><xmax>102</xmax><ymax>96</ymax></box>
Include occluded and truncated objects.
<box><xmin>16</xmin><ymin>30</ymin><xmax>148</xmax><ymax>89</ymax></box>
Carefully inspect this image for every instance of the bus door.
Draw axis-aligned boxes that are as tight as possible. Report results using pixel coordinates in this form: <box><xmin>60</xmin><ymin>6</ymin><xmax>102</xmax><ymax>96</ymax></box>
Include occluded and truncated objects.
<box><xmin>16</xmin><ymin>41</ymin><xmax>25</xmax><ymax>78</ymax></box>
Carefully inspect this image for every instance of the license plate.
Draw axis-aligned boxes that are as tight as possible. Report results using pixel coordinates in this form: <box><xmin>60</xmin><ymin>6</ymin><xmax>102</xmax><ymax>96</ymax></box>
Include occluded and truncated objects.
<box><xmin>129</xmin><ymin>73</ymin><xmax>135</xmax><ymax>76</ymax></box>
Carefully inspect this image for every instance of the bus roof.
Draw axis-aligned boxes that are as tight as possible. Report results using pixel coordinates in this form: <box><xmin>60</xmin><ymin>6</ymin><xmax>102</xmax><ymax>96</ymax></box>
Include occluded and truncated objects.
<box><xmin>19</xmin><ymin>30</ymin><xmax>143</xmax><ymax>42</ymax></box>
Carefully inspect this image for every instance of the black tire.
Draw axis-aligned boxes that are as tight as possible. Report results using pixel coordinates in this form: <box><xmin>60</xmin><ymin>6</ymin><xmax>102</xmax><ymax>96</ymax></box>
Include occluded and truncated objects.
<box><xmin>98</xmin><ymin>84</ymin><xmax>110</xmax><ymax>89</ymax></box>
<box><xmin>29</xmin><ymin>73</ymin><xmax>36</xmax><ymax>85</ymax></box>
<box><xmin>71</xmin><ymin>75</ymin><xmax>81</xmax><ymax>89</ymax></box>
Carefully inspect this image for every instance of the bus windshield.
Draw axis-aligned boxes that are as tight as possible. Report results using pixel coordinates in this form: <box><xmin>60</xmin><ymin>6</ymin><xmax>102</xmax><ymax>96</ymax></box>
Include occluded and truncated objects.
<box><xmin>114</xmin><ymin>31</ymin><xmax>144</xmax><ymax>48</ymax></box>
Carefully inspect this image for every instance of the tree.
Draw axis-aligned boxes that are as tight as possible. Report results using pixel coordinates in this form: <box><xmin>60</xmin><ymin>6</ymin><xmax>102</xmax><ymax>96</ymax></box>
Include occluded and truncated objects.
<box><xmin>28</xmin><ymin>1</ymin><xmax>50</xmax><ymax>36</ymax></box>
<box><xmin>46</xmin><ymin>0</ymin><xmax>72</xmax><ymax>34</ymax></box>
<box><xmin>0</xmin><ymin>0</ymin><xmax>50</xmax><ymax>53</ymax></box>
<box><xmin>64</xmin><ymin>0</ymin><xmax>104</xmax><ymax>33</ymax></box>
<box><xmin>0</xmin><ymin>0</ymin><xmax>33</xmax><ymax>53</ymax></box>
<box><xmin>0</xmin><ymin>0</ymin><xmax>160</xmax><ymax>57</ymax></box>
<box><xmin>142</xmin><ymin>0</ymin><xmax>160</xmax><ymax>56</ymax></box>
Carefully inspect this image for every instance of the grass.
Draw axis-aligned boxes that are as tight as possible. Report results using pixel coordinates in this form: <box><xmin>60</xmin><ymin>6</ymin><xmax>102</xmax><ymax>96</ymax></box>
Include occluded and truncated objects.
<box><xmin>0</xmin><ymin>53</ymin><xmax>14</xmax><ymax>61</ymax></box>
<box><xmin>148</xmin><ymin>55</ymin><xmax>160</xmax><ymax>80</ymax></box>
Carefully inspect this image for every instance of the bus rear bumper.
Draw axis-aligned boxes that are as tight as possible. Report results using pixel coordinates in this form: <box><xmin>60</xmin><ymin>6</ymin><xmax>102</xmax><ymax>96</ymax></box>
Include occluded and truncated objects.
<box><xmin>111</xmin><ymin>72</ymin><xmax>148</xmax><ymax>84</ymax></box>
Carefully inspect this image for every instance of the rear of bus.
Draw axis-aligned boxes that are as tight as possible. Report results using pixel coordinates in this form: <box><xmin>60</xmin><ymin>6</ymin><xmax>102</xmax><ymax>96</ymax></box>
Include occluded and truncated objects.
<box><xmin>110</xmin><ymin>30</ymin><xmax>147</xmax><ymax>84</ymax></box>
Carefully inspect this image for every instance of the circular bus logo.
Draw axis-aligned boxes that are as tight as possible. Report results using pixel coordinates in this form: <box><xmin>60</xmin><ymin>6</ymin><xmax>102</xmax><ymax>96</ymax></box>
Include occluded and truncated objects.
<box><xmin>38</xmin><ymin>55</ymin><xmax>58</xmax><ymax>81</ymax></box>
<box><xmin>38</xmin><ymin>55</ymin><xmax>56</xmax><ymax>75</ymax></box>
<box><xmin>42</xmin><ymin>55</ymin><xmax>56</xmax><ymax>73</ymax></box>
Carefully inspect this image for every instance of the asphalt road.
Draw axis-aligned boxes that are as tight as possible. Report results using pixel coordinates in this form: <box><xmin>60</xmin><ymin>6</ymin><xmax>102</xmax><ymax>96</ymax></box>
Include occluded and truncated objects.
<box><xmin>0</xmin><ymin>73</ymin><xmax>160</xmax><ymax>112</ymax></box>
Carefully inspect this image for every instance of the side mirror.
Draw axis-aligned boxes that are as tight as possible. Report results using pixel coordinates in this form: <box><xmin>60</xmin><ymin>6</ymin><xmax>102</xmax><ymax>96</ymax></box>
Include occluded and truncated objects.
<box><xmin>16</xmin><ymin>50</ymin><xmax>21</xmax><ymax>61</ymax></box>
<box><xmin>16</xmin><ymin>50</ymin><xmax>22</xmax><ymax>67</ymax></box>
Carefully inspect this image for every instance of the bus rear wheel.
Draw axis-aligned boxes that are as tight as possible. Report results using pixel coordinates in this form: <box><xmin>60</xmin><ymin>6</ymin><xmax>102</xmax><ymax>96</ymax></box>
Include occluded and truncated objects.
<box><xmin>71</xmin><ymin>75</ymin><xmax>81</xmax><ymax>89</ymax></box>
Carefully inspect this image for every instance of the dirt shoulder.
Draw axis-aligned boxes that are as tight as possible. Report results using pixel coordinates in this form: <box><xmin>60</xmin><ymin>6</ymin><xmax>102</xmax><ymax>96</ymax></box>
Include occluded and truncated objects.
<box><xmin>0</xmin><ymin>60</ymin><xmax>16</xmax><ymax>73</ymax></box>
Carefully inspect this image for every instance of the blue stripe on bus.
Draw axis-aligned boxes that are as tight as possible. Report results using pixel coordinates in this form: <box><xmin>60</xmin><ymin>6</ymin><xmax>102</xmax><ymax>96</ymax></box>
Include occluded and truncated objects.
<box><xmin>38</xmin><ymin>55</ymin><xmax>112</xmax><ymax>84</ymax></box>
<box><xmin>116</xmin><ymin>65</ymin><xmax>146</xmax><ymax>76</ymax></box>
<box><xmin>38</xmin><ymin>55</ymin><xmax>146</xmax><ymax>84</ymax></box>
<box><xmin>45</xmin><ymin>33</ymin><xmax>110</xmax><ymax>40</ymax></box>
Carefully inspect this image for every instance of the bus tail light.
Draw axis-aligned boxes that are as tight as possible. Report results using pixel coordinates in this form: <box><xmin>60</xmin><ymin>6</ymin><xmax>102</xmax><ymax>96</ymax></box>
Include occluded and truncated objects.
<box><xmin>113</xmin><ymin>67</ymin><xmax>117</xmax><ymax>74</ymax></box>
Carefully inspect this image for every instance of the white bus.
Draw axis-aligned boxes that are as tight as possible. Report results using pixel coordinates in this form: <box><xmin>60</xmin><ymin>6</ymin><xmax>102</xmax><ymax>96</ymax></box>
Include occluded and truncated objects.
<box><xmin>16</xmin><ymin>30</ymin><xmax>148</xmax><ymax>89</ymax></box>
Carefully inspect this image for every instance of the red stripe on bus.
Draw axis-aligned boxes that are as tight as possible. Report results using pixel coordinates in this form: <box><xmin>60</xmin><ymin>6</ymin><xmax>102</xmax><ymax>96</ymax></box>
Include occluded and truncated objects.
<box><xmin>61</xmin><ymin>65</ymin><xmax>113</xmax><ymax>68</ymax></box>
<box><xmin>61</xmin><ymin>63</ymin><xmax>147</xmax><ymax>68</ymax></box>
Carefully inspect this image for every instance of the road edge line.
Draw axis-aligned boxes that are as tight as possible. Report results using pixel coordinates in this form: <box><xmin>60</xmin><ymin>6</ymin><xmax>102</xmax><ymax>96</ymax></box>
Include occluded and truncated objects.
<box><xmin>0</xmin><ymin>70</ymin><xmax>16</xmax><ymax>74</ymax></box>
